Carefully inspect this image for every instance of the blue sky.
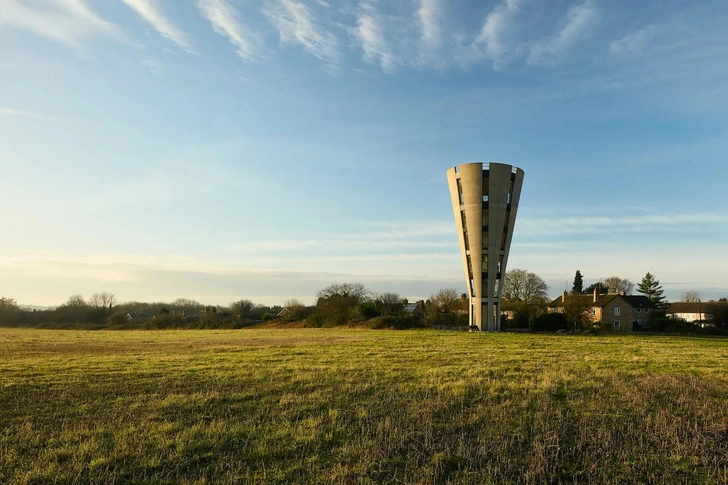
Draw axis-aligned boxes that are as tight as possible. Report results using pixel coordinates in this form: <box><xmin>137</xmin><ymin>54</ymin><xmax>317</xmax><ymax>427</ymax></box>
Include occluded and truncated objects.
<box><xmin>1</xmin><ymin>0</ymin><xmax>727</xmax><ymax>306</ymax></box>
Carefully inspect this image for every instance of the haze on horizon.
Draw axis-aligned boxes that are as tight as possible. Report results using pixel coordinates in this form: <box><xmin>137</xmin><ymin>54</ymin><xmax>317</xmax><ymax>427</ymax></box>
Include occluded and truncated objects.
<box><xmin>1</xmin><ymin>0</ymin><xmax>727</xmax><ymax>307</ymax></box>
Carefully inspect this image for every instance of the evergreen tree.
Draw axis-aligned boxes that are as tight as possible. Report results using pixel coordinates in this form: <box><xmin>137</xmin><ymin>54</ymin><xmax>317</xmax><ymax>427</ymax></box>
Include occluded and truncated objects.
<box><xmin>637</xmin><ymin>272</ymin><xmax>666</xmax><ymax>308</ymax></box>
<box><xmin>571</xmin><ymin>270</ymin><xmax>584</xmax><ymax>294</ymax></box>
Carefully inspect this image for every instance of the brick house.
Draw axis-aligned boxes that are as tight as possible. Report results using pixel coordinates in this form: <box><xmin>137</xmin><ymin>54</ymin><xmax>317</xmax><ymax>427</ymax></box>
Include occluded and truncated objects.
<box><xmin>548</xmin><ymin>289</ymin><xmax>655</xmax><ymax>332</ymax></box>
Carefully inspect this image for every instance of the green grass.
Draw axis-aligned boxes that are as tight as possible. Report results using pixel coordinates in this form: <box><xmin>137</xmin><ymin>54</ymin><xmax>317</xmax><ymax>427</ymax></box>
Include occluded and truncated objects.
<box><xmin>1</xmin><ymin>328</ymin><xmax>728</xmax><ymax>484</ymax></box>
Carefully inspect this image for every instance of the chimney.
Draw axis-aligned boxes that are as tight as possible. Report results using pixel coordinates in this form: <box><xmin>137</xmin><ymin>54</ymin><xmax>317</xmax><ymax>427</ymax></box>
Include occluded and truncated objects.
<box><xmin>593</xmin><ymin>288</ymin><xmax>598</xmax><ymax>303</ymax></box>
<box><xmin>561</xmin><ymin>291</ymin><xmax>567</xmax><ymax>303</ymax></box>
<box><xmin>402</xmin><ymin>298</ymin><xmax>409</xmax><ymax>305</ymax></box>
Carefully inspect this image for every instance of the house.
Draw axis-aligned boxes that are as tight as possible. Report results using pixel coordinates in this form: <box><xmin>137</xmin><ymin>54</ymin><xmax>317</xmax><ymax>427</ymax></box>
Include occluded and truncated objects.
<box><xmin>277</xmin><ymin>307</ymin><xmax>291</xmax><ymax>318</ymax></box>
<box><xmin>666</xmin><ymin>301</ymin><xmax>727</xmax><ymax>324</ymax></box>
<box><xmin>403</xmin><ymin>300</ymin><xmax>426</xmax><ymax>318</ymax></box>
<box><xmin>548</xmin><ymin>289</ymin><xmax>655</xmax><ymax>332</ymax></box>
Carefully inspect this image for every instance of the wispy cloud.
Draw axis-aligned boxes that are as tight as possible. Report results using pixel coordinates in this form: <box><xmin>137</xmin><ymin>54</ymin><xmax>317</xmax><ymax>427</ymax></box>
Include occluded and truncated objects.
<box><xmin>527</xmin><ymin>0</ymin><xmax>598</xmax><ymax>66</ymax></box>
<box><xmin>519</xmin><ymin>212</ymin><xmax>728</xmax><ymax>236</ymax></box>
<box><xmin>120</xmin><ymin>0</ymin><xmax>193</xmax><ymax>52</ymax></box>
<box><xmin>472</xmin><ymin>0</ymin><xmax>524</xmax><ymax>67</ymax></box>
<box><xmin>0</xmin><ymin>0</ymin><xmax>123</xmax><ymax>54</ymax></box>
<box><xmin>417</xmin><ymin>0</ymin><xmax>441</xmax><ymax>47</ymax></box>
<box><xmin>263</xmin><ymin>0</ymin><xmax>338</xmax><ymax>65</ymax></box>
<box><xmin>609</xmin><ymin>25</ymin><xmax>659</xmax><ymax>57</ymax></box>
<box><xmin>0</xmin><ymin>106</ymin><xmax>59</xmax><ymax>121</ymax></box>
<box><xmin>229</xmin><ymin>219</ymin><xmax>455</xmax><ymax>253</ymax></box>
<box><xmin>198</xmin><ymin>0</ymin><xmax>257</xmax><ymax>61</ymax></box>
<box><xmin>355</xmin><ymin>3</ymin><xmax>396</xmax><ymax>73</ymax></box>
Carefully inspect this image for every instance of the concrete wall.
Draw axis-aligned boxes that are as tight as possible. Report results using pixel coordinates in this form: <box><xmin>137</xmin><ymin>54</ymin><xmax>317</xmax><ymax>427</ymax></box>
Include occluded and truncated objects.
<box><xmin>447</xmin><ymin>162</ymin><xmax>524</xmax><ymax>331</ymax></box>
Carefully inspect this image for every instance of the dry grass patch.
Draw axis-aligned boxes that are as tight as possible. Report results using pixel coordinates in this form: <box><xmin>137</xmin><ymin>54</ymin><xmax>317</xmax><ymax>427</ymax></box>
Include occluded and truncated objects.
<box><xmin>1</xmin><ymin>329</ymin><xmax>727</xmax><ymax>484</ymax></box>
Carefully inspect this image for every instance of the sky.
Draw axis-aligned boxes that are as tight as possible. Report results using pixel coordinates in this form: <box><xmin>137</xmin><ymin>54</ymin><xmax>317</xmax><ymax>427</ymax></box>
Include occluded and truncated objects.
<box><xmin>1</xmin><ymin>0</ymin><xmax>728</xmax><ymax>307</ymax></box>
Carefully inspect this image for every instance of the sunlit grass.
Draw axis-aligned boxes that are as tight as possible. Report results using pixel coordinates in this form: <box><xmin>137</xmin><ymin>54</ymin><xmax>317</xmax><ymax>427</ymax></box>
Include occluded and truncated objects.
<box><xmin>1</xmin><ymin>328</ymin><xmax>727</xmax><ymax>484</ymax></box>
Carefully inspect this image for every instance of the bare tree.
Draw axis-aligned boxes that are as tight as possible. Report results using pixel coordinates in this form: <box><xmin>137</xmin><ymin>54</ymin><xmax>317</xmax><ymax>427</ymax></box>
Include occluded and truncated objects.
<box><xmin>0</xmin><ymin>297</ymin><xmax>19</xmax><ymax>312</ymax></box>
<box><xmin>0</xmin><ymin>297</ymin><xmax>20</xmax><ymax>325</ymax></box>
<box><xmin>62</xmin><ymin>294</ymin><xmax>87</xmax><ymax>308</ymax></box>
<box><xmin>89</xmin><ymin>292</ymin><xmax>116</xmax><ymax>312</ymax></box>
<box><xmin>429</xmin><ymin>288</ymin><xmax>460</xmax><ymax>313</ymax></box>
<box><xmin>316</xmin><ymin>283</ymin><xmax>371</xmax><ymax>304</ymax></box>
<box><xmin>680</xmin><ymin>290</ymin><xmax>701</xmax><ymax>302</ymax></box>
<box><xmin>502</xmin><ymin>269</ymin><xmax>549</xmax><ymax>304</ymax></box>
<box><xmin>374</xmin><ymin>292</ymin><xmax>403</xmax><ymax>314</ymax></box>
<box><xmin>170</xmin><ymin>298</ymin><xmax>203</xmax><ymax>315</ymax></box>
<box><xmin>230</xmin><ymin>299</ymin><xmax>254</xmax><ymax>314</ymax></box>
<box><xmin>284</xmin><ymin>298</ymin><xmax>304</xmax><ymax>308</ymax></box>
<box><xmin>603</xmin><ymin>276</ymin><xmax>634</xmax><ymax>294</ymax></box>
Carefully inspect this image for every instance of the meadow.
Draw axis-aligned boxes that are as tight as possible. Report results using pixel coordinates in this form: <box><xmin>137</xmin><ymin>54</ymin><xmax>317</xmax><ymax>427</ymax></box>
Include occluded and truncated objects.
<box><xmin>1</xmin><ymin>328</ymin><xmax>727</xmax><ymax>484</ymax></box>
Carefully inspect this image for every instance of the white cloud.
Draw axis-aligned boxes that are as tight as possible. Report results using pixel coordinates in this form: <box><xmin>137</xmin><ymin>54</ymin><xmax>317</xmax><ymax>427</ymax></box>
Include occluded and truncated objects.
<box><xmin>198</xmin><ymin>0</ymin><xmax>257</xmax><ymax>61</ymax></box>
<box><xmin>0</xmin><ymin>106</ymin><xmax>59</xmax><ymax>121</ymax></box>
<box><xmin>355</xmin><ymin>3</ymin><xmax>396</xmax><ymax>73</ymax></box>
<box><xmin>472</xmin><ymin>0</ymin><xmax>524</xmax><ymax>67</ymax></box>
<box><xmin>417</xmin><ymin>0</ymin><xmax>441</xmax><ymax>47</ymax></box>
<box><xmin>0</xmin><ymin>252</ymin><xmax>463</xmax><ymax>306</ymax></box>
<box><xmin>609</xmin><ymin>25</ymin><xmax>659</xmax><ymax>57</ymax></box>
<box><xmin>0</xmin><ymin>0</ymin><xmax>122</xmax><ymax>54</ymax></box>
<box><xmin>120</xmin><ymin>0</ymin><xmax>193</xmax><ymax>52</ymax></box>
<box><xmin>263</xmin><ymin>0</ymin><xmax>338</xmax><ymax>64</ymax></box>
<box><xmin>228</xmin><ymin>219</ymin><xmax>455</xmax><ymax>253</ymax></box>
<box><xmin>518</xmin><ymin>212</ymin><xmax>728</xmax><ymax>236</ymax></box>
<box><xmin>527</xmin><ymin>0</ymin><xmax>598</xmax><ymax>66</ymax></box>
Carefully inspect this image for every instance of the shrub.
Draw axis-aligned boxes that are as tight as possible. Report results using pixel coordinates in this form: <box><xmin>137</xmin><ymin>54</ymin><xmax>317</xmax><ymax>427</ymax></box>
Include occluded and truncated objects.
<box><xmin>366</xmin><ymin>315</ymin><xmax>421</xmax><ymax>330</ymax></box>
<box><xmin>530</xmin><ymin>313</ymin><xmax>568</xmax><ymax>332</ymax></box>
<box><xmin>430</xmin><ymin>312</ymin><xmax>468</xmax><ymax>327</ymax></box>
<box><xmin>663</xmin><ymin>321</ymin><xmax>701</xmax><ymax>334</ymax></box>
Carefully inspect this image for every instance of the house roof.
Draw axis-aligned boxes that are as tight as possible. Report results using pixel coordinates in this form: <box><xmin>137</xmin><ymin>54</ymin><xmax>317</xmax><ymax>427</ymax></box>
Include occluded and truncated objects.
<box><xmin>668</xmin><ymin>301</ymin><xmax>727</xmax><ymax>314</ymax></box>
<box><xmin>549</xmin><ymin>294</ymin><xmax>655</xmax><ymax>309</ymax></box>
<box><xmin>403</xmin><ymin>303</ymin><xmax>420</xmax><ymax>313</ymax></box>
<box><xmin>618</xmin><ymin>295</ymin><xmax>655</xmax><ymax>309</ymax></box>
<box><xmin>548</xmin><ymin>294</ymin><xmax>612</xmax><ymax>308</ymax></box>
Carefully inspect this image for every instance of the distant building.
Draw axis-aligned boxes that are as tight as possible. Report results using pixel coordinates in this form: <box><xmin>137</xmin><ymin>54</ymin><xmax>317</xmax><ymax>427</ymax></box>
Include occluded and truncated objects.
<box><xmin>403</xmin><ymin>300</ymin><xmax>426</xmax><ymax>318</ymax></box>
<box><xmin>667</xmin><ymin>301</ymin><xmax>727</xmax><ymax>324</ymax></box>
<box><xmin>548</xmin><ymin>289</ymin><xmax>655</xmax><ymax>332</ymax></box>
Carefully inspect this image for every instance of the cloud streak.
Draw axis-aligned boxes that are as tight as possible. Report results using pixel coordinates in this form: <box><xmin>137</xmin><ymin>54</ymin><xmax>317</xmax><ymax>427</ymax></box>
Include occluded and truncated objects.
<box><xmin>472</xmin><ymin>0</ymin><xmax>523</xmax><ymax>67</ymax></box>
<box><xmin>264</xmin><ymin>0</ymin><xmax>338</xmax><ymax>64</ymax></box>
<box><xmin>0</xmin><ymin>106</ymin><xmax>59</xmax><ymax>121</ymax></box>
<box><xmin>0</xmin><ymin>0</ymin><xmax>123</xmax><ymax>54</ymax></box>
<box><xmin>120</xmin><ymin>0</ymin><xmax>192</xmax><ymax>51</ymax></box>
<box><xmin>198</xmin><ymin>0</ymin><xmax>257</xmax><ymax>61</ymax></box>
<box><xmin>518</xmin><ymin>212</ymin><xmax>728</xmax><ymax>236</ymax></box>
<box><xmin>417</xmin><ymin>0</ymin><xmax>441</xmax><ymax>47</ymax></box>
<box><xmin>527</xmin><ymin>0</ymin><xmax>598</xmax><ymax>66</ymax></box>
<box><xmin>355</xmin><ymin>3</ymin><xmax>395</xmax><ymax>73</ymax></box>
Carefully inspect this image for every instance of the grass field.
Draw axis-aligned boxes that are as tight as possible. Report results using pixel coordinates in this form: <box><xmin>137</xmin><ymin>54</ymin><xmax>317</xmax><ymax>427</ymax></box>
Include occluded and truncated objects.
<box><xmin>1</xmin><ymin>328</ymin><xmax>727</xmax><ymax>484</ymax></box>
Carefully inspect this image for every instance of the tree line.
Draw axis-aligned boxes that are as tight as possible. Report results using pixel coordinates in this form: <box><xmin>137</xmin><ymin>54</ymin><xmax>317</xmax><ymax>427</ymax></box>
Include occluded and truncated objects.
<box><xmin>0</xmin><ymin>294</ymin><xmax>284</xmax><ymax>329</ymax></box>
<box><xmin>2</xmin><ymin>268</ymin><xmax>726</xmax><ymax>332</ymax></box>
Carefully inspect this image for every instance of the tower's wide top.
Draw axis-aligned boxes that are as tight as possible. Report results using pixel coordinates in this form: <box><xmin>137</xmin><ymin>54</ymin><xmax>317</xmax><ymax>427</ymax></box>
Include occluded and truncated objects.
<box><xmin>447</xmin><ymin>162</ymin><xmax>525</xmax><ymax>176</ymax></box>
